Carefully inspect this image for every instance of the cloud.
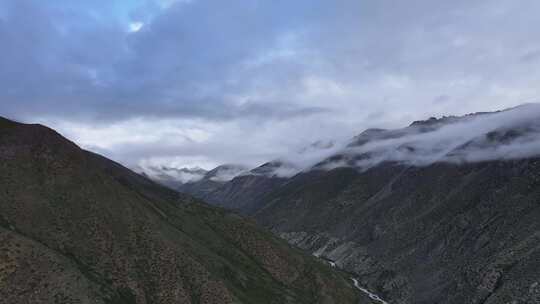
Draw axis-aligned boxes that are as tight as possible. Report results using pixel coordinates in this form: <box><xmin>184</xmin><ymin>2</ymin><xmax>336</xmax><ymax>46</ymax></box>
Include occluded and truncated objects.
<box><xmin>140</xmin><ymin>164</ymin><xmax>207</xmax><ymax>184</ymax></box>
<box><xmin>129</xmin><ymin>21</ymin><xmax>144</xmax><ymax>32</ymax></box>
<box><xmin>207</xmin><ymin>165</ymin><xmax>249</xmax><ymax>182</ymax></box>
<box><xmin>314</xmin><ymin>104</ymin><xmax>540</xmax><ymax>172</ymax></box>
<box><xmin>1</xmin><ymin>0</ymin><xmax>540</xmax><ymax>171</ymax></box>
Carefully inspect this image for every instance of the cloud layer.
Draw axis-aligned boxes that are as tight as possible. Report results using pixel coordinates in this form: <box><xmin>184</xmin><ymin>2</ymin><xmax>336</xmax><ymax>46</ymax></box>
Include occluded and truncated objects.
<box><xmin>314</xmin><ymin>104</ymin><xmax>540</xmax><ymax>172</ymax></box>
<box><xmin>1</xmin><ymin>0</ymin><xmax>540</xmax><ymax>170</ymax></box>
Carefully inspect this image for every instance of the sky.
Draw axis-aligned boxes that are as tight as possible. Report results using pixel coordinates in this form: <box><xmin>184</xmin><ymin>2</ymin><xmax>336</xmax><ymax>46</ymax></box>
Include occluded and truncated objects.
<box><xmin>1</xmin><ymin>0</ymin><xmax>540</xmax><ymax>171</ymax></box>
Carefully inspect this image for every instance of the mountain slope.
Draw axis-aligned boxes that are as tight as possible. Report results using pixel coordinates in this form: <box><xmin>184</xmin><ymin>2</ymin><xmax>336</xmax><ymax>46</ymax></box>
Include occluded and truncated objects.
<box><xmin>253</xmin><ymin>107</ymin><xmax>540</xmax><ymax>304</ymax></box>
<box><xmin>0</xmin><ymin>118</ymin><xmax>361</xmax><ymax>304</ymax></box>
<box><xmin>172</xmin><ymin>105</ymin><xmax>540</xmax><ymax>304</ymax></box>
<box><xmin>178</xmin><ymin>162</ymin><xmax>302</xmax><ymax>213</ymax></box>
<box><xmin>255</xmin><ymin>160</ymin><xmax>540</xmax><ymax>304</ymax></box>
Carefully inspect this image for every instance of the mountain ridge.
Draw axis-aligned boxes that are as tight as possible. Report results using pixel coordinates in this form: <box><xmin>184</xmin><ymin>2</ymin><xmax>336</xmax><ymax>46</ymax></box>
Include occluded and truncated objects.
<box><xmin>167</xmin><ymin>105</ymin><xmax>540</xmax><ymax>304</ymax></box>
<box><xmin>0</xmin><ymin>117</ymin><xmax>363</xmax><ymax>304</ymax></box>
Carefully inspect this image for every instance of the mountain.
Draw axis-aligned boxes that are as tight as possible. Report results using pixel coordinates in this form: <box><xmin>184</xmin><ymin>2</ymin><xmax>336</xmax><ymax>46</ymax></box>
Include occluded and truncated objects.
<box><xmin>173</xmin><ymin>105</ymin><xmax>540</xmax><ymax>304</ymax></box>
<box><xmin>138</xmin><ymin>165</ymin><xmax>208</xmax><ymax>189</ymax></box>
<box><xmin>177</xmin><ymin>164</ymin><xmax>249</xmax><ymax>201</ymax></box>
<box><xmin>177</xmin><ymin>144</ymin><xmax>337</xmax><ymax>212</ymax></box>
<box><xmin>0</xmin><ymin>117</ymin><xmax>364</xmax><ymax>304</ymax></box>
<box><xmin>179</xmin><ymin>161</ymin><xmax>295</xmax><ymax>213</ymax></box>
<box><xmin>256</xmin><ymin>160</ymin><xmax>540</xmax><ymax>304</ymax></box>
<box><xmin>200</xmin><ymin>162</ymin><xmax>290</xmax><ymax>213</ymax></box>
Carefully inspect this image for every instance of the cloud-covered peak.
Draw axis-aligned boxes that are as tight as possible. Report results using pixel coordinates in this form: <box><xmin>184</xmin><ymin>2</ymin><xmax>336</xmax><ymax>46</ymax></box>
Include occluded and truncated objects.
<box><xmin>205</xmin><ymin>164</ymin><xmax>249</xmax><ymax>182</ymax></box>
<box><xmin>318</xmin><ymin>103</ymin><xmax>540</xmax><ymax>171</ymax></box>
<box><xmin>137</xmin><ymin>164</ymin><xmax>208</xmax><ymax>185</ymax></box>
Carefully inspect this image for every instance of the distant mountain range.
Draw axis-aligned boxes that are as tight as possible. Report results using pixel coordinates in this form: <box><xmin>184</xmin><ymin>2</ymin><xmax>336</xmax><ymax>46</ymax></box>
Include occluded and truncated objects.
<box><xmin>0</xmin><ymin>117</ymin><xmax>363</xmax><ymax>304</ymax></box>
<box><xmin>160</xmin><ymin>104</ymin><xmax>540</xmax><ymax>304</ymax></box>
<box><xmin>139</xmin><ymin>165</ymin><xmax>209</xmax><ymax>188</ymax></box>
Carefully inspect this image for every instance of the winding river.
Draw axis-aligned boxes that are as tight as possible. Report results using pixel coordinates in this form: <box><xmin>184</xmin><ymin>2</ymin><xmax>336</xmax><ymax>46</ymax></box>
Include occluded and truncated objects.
<box><xmin>321</xmin><ymin>257</ymin><xmax>390</xmax><ymax>304</ymax></box>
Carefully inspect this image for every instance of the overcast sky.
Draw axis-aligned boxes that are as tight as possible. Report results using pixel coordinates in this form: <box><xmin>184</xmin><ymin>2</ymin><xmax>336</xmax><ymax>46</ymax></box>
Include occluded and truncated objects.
<box><xmin>1</xmin><ymin>0</ymin><xmax>540</xmax><ymax>170</ymax></box>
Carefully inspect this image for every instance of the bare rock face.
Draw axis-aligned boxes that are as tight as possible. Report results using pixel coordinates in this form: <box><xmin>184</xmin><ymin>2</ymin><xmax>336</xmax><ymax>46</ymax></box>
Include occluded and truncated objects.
<box><xmin>0</xmin><ymin>118</ymin><xmax>362</xmax><ymax>304</ymax></box>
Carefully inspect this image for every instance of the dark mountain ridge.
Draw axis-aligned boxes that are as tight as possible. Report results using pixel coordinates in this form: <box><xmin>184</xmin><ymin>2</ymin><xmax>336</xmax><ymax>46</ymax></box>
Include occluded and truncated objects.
<box><xmin>0</xmin><ymin>117</ymin><xmax>362</xmax><ymax>304</ymax></box>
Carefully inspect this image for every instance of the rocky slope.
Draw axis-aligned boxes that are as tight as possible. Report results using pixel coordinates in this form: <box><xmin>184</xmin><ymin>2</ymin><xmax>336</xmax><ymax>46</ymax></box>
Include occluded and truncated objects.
<box><xmin>258</xmin><ymin>160</ymin><xmax>540</xmax><ymax>304</ymax></box>
<box><xmin>0</xmin><ymin>117</ymin><xmax>363</xmax><ymax>304</ymax></box>
<box><xmin>175</xmin><ymin>105</ymin><xmax>540</xmax><ymax>304</ymax></box>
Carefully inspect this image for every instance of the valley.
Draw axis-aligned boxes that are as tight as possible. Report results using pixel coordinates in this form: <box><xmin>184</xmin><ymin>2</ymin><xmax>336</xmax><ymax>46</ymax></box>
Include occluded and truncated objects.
<box><xmin>161</xmin><ymin>105</ymin><xmax>540</xmax><ymax>304</ymax></box>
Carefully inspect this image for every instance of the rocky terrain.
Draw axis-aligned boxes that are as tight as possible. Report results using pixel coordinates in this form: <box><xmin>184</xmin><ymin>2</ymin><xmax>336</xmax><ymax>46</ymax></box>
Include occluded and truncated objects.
<box><xmin>0</xmin><ymin>117</ymin><xmax>364</xmax><ymax>304</ymax></box>
<box><xmin>260</xmin><ymin>159</ymin><xmax>540</xmax><ymax>304</ymax></box>
<box><xmin>175</xmin><ymin>105</ymin><xmax>540</xmax><ymax>304</ymax></box>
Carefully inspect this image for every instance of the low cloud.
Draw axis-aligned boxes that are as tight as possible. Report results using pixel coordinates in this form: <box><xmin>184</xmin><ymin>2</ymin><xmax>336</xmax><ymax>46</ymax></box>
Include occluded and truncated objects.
<box><xmin>241</xmin><ymin>140</ymin><xmax>346</xmax><ymax>178</ymax></box>
<box><xmin>157</xmin><ymin>104</ymin><xmax>540</xmax><ymax>178</ymax></box>
<box><xmin>141</xmin><ymin>165</ymin><xmax>207</xmax><ymax>184</ymax></box>
<box><xmin>207</xmin><ymin>165</ymin><xmax>249</xmax><ymax>182</ymax></box>
<box><xmin>317</xmin><ymin>104</ymin><xmax>540</xmax><ymax>171</ymax></box>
